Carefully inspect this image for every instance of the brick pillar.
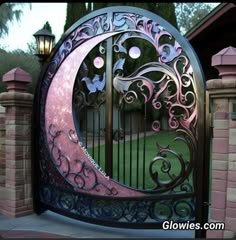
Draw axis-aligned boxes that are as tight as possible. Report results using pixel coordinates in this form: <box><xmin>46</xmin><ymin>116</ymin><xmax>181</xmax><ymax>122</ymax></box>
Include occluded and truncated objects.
<box><xmin>0</xmin><ymin>105</ymin><xmax>6</xmax><ymax>214</ymax></box>
<box><xmin>0</xmin><ymin>68</ymin><xmax>33</xmax><ymax>217</ymax></box>
<box><xmin>0</xmin><ymin>105</ymin><xmax>5</xmax><ymax>187</ymax></box>
<box><xmin>207</xmin><ymin>47</ymin><xmax>236</xmax><ymax>238</ymax></box>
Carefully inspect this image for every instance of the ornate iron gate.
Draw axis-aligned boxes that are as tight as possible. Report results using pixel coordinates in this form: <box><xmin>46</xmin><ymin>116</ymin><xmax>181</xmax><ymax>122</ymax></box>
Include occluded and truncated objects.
<box><xmin>33</xmin><ymin>6</ymin><xmax>210</xmax><ymax>238</ymax></box>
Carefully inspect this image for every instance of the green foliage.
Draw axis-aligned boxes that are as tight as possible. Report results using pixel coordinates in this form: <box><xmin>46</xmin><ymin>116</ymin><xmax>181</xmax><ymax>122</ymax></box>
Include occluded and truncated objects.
<box><xmin>64</xmin><ymin>3</ymin><xmax>89</xmax><ymax>32</ymax></box>
<box><xmin>0</xmin><ymin>3</ymin><xmax>31</xmax><ymax>38</ymax></box>
<box><xmin>0</xmin><ymin>48</ymin><xmax>40</xmax><ymax>94</ymax></box>
<box><xmin>123</xmin><ymin>99</ymin><xmax>143</xmax><ymax>112</ymax></box>
<box><xmin>175</xmin><ymin>3</ymin><xmax>220</xmax><ymax>34</ymax></box>
<box><xmin>155</xmin><ymin>3</ymin><xmax>178</xmax><ymax>28</ymax></box>
<box><xmin>92</xmin><ymin>2</ymin><xmax>108</xmax><ymax>10</ymax></box>
<box><xmin>89</xmin><ymin>131</ymin><xmax>190</xmax><ymax>189</ymax></box>
<box><xmin>64</xmin><ymin>2</ymin><xmax>178</xmax><ymax>33</ymax></box>
<box><xmin>26</xmin><ymin>41</ymin><xmax>37</xmax><ymax>55</ymax></box>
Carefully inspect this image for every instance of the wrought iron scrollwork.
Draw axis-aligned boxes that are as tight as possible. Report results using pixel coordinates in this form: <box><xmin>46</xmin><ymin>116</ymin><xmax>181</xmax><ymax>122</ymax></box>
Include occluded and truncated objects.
<box><xmin>110</xmin><ymin>12</ymin><xmax>197</xmax><ymax>192</ymax></box>
<box><xmin>36</xmin><ymin>7</ymin><xmax>205</xmax><ymax>228</ymax></box>
<box><xmin>149</xmin><ymin>141</ymin><xmax>191</xmax><ymax>192</ymax></box>
<box><xmin>40</xmin><ymin>184</ymin><xmax>195</xmax><ymax>226</ymax></box>
<box><xmin>48</xmin><ymin>124</ymin><xmax>118</xmax><ymax>195</ymax></box>
<box><xmin>40</xmin><ymin>11</ymin><xmax>198</xmax><ymax>194</ymax></box>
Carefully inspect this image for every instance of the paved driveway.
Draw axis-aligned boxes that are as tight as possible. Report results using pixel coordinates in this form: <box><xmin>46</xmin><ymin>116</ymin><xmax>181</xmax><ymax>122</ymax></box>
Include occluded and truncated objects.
<box><xmin>0</xmin><ymin>211</ymin><xmax>194</xmax><ymax>239</ymax></box>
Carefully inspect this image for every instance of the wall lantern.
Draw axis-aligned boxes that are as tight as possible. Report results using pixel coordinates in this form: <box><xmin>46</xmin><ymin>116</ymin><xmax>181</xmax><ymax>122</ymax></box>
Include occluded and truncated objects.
<box><xmin>33</xmin><ymin>28</ymin><xmax>55</xmax><ymax>63</ymax></box>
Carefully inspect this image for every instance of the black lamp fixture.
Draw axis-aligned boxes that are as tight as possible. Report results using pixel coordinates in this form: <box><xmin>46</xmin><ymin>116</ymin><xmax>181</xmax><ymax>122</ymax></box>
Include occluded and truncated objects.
<box><xmin>33</xmin><ymin>28</ymin><xmax>55</xmax><ymax>64</ymax></box>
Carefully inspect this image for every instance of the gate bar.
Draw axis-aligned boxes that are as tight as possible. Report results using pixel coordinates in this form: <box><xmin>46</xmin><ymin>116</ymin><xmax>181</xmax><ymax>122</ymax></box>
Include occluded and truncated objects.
<box><xmin>105</xmin><ymin>33</ymin><xmax>113</xmax><ymax>177</ymax></box>
<box><xmin>195</xmin><ymin>91</ymin><xmax>210</xmax><ymax>238</ymax></box>
<box><xmin>123</xmin><ymin>101</ymin><xmax>126</xmax><ymax>184</ymax></box>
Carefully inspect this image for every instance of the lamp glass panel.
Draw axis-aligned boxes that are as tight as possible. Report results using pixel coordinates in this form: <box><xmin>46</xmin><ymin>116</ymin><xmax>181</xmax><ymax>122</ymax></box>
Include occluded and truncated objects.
<box><xmin>39</xmin><ymin>36</ymin><xmax>45</xmax><ymax>55</ymax></box>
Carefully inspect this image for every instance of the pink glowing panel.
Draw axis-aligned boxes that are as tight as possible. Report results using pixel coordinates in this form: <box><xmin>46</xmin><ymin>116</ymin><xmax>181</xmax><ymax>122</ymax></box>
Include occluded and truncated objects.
<box><xmin>45</xmin><ymin>31</ymin><xmax>144</xmax><ymax>197</ymax></box>
<box><xmin>93</xmin><ymin>56</ymin><xmax>104</xmax><ymax>69</ymax></box>
<box><xmin>129</xmin><ymin>46</ymin><xmax>141</xmax><ymax>59</ymax></box>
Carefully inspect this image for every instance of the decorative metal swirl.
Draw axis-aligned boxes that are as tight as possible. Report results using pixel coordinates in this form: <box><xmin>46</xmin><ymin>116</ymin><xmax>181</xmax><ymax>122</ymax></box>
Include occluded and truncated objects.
<box><xmin>112</xmin><ymin>13</ymin><xmax>182</xmax><ymax>63</ymax></box>
<box><xmin>149</xmin><ymin>139</ymin><xmax>191</xmax><ymax>193</ymax></box>
<box><xmin>44</xmin><ymin>12</ymin><xmax>197</xmax><ymax>193</ymax></box>
<box><xmin>73</xmin><ymin>88</ymin><xmax>106</xmax><ymax>110</ymax></box>
<box><xmin>113</xmin><ymin>47</ymin><xmax>196</xmax><ymax>134</ymax></box>
<box><xmin>110</xmin><ymin>14</ymin><xmax>197</xmax><ymax>192</ymax></box>
<box><xmin>173</xmin><ymin>199</ymin><xmax>195</xmax><ymax>219</ymax></box>
<box><xmin>40</xmin><ymin>184</ymin><xmax>195</xmax><ymax>225</ymax></box>
<box><xmin>44</xmin><ymin>12</ymin><xmax>183</xmax><ymax>91</ymax></box>
<box><xmin>35</xmin><ymin>6</ymin><xmax>206</xmax><ymax>229</ymax></box>
<box><xmin>48</xmin><ymin>124</ymin><xmax>118</xmax><ymax>196</ymax></box>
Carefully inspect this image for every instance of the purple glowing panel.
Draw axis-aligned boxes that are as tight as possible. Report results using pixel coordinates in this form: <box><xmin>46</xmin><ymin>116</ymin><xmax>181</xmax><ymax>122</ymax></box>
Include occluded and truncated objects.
<box><xmin>45</xmin><ymin>32</ymin><xmax>144</xmax><ymax>197</ymax></box>
<box><xmin>129</xmin><ymin>46</ymin><xmax>141</xmax><ymax>59</ymax></box>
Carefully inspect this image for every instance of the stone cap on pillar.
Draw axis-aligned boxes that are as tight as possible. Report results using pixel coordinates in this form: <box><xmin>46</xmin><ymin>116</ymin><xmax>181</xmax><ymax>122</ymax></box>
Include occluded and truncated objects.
<box><xmin>2</xmin><ymin>68</ymin><xmax>32</xmax><ymax>92</ymax></box>
<box><xmin>212</xmin><ymin>46</ymin><xmax>236</xmax><ymax>66</ymax></box>
<box><xmin>207</xmin><ymin>46</ymin><xmax>236</xmax><ymax>97</ymax></box>
<box><xmin>211</xmin><ymin>46</ymin><xmax>236</xmax><ymax>80</ymax></box>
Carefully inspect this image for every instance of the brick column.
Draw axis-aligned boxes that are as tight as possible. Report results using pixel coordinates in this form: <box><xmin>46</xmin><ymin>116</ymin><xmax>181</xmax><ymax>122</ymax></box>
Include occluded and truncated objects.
<box><xmin>207</xmin><ymin>47</ymin><xmax>236</xmax><ymax>238</ymax></box>
<box><xmin>0</xmin><ymin>68</ymin><xmax>33</xmax><ymax>217</ymax></box>
<box><xmin>0</xmin><ymin>105</ymin><xmax>6</xmax><ymax>187</ymax></box>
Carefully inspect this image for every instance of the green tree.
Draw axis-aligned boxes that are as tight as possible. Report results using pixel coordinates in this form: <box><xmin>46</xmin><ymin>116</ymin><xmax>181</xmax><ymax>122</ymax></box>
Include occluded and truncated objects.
<box><xmin>0</xmin><ymin>3</ymin><xmax>31</xmax><ymax>38</ymax></box>
<box><xmin>92</xmin><ymin>2</ymin><xmax>108</xmax><ymax>10</ymax></box>
<box><xmin>26</xmin><ymin>41</ymin><xmax>37</xmax><ymax>55</ymax></box>
<box><xmin>175</xmin><ymin>3</ymin><xmax>220</xmax><ymax>34</ymax></box>
<box><xmin>0</xmin><ymin>48</ymin><xmax>40</xmax><ymax>93</ymax></box>
<box><xmin>64</xmin><ymin>3</ymin><xmax>178</xmax><ymax>32</ymax></box>
<box><xmin>64</xmin><ymin>3</ymin><xmax>89</xmax><ymax>32</ymax></box>
<box><xmin>155</xmin><ymin>3</ymin><xmax>177</xmax><ymax>28</ymax></box>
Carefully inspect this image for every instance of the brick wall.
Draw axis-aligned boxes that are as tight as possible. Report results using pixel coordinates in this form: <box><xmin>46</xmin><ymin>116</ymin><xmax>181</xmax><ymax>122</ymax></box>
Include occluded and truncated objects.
<box><xmin>0</xmin><ymin>105</ymin><xmax>5</xmax><ymax>187</ymax></box>
<box><xmin>0</xmin><ymin>68</ymin><xmax>33</xmax><ymax>217</ymax></box>
<box><xmin>207</xmin><ymin>46</ymin><xmax>236</xmax><ymax>238</ymax></box>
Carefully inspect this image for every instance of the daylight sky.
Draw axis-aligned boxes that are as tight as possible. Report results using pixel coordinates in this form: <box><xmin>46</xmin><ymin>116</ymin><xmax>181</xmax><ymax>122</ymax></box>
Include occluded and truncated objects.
<box><xmin>0</xmin><ymin>3</ymin><xmax>67</xmax><ymax>51</ymax></box>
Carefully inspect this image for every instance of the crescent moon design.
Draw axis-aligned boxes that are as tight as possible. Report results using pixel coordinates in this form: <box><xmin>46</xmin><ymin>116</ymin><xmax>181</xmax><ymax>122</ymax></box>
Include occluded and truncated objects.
<box><xmin>45</xmin><ymin>32</ymin><xmax>144</xmax><ymax>197</ymax></box>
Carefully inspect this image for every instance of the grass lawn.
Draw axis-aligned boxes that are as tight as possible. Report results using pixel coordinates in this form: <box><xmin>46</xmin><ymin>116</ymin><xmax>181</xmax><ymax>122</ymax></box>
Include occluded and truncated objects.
<box><xmin>88</xmin><ymin>130</ymin><xmax>191</xmax><ymax>190</ymax></box>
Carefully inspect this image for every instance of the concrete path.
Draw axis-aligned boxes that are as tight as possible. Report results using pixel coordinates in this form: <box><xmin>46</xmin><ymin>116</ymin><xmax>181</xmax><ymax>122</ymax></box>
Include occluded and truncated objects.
<box><xmin>0</xmin><ymin>210</ymin><xmax>194</xmax><ymax>238</ymax></box>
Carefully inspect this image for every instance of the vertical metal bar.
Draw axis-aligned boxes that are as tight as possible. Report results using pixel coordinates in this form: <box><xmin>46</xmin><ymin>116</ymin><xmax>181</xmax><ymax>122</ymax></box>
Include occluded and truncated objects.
<box><xmin>117</xmin><ymin>107</ymin><xmax>120</xmax><ymax>181</ymax></box>
<box><xmin>130</xmin><ymin>113</ymin><xmax>132</xmax><ymax>186</ymax></box>
<box><xmin>98</xmin><ymin>110</ymin><xmax>100</xmax><ymax>165</ymax></box>
<box><xmin>105</xmin><ymin>32</ymin><xmax>113</xmax><ymax>177</ymax></box>
<box><xmin>143</xmin><ymin>105</ymin><xmax>147</xmax><ymax>189</ymax></box>
<box><xmin>136</xmin><ymin>122</ymin><xmax>139</xmax><ymax>189</ymax></box>
<box><xmin>85</xmin><ymin>110</ymin><xmax>88</xmax><ymax>148</ymax></box>
<box><xmin>123</xmin><ymin>103</ymin><xmax>126</xmax><ymax>184</ymax></box>
<box><xmin>195</xmin><ymin>90</ymin><xmax>211</xmax><ymax>238</ymax></box>
<box><xmin>92</xmin><ymin>111</ymin><xmax>95</xmax><ymax>159</ymax></box>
